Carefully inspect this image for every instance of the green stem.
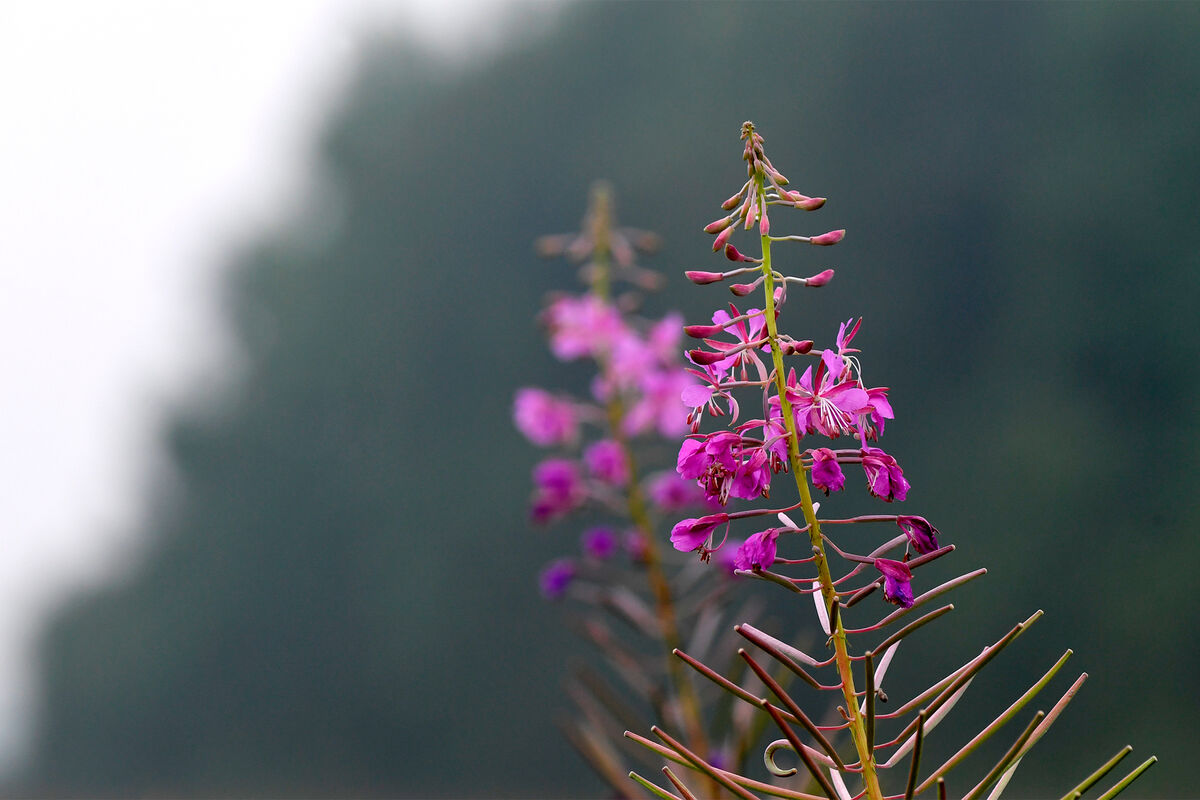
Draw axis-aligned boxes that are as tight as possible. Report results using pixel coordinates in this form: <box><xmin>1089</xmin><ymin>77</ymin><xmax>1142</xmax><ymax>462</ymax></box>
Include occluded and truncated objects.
<box><xmin>756</xmin><ymin>180</ymin><xmax>883</xmax><ymax>800</ymax></box>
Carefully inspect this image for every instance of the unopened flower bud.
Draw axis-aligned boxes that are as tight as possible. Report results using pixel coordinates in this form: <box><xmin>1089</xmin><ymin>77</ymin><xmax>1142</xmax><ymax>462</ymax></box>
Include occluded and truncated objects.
<box><xmin>688</xmin><ymin>349</ymin><xmax>727</xmax><ymax>366</ymax></box>
<box><xmin>788</xmin><ymin>339</ymin><xmax>814</xmax><ymax>354</ymax></box>
<box><xmin>729</xmin><ymin>283</ymin><xmax>755</xmax><ymax>296</ymax></box>
<box><xmin>768</xmin><ymin>167</ymin><xmax>789</xmax><ymax>185</ymax></box>
<box><xmin>805</xmin><ymin>269</ymin><xmax>835</xmax><ymax>287</ymax></box>
<box><xmin>712</xmin><ymin>225</ymin><xmax>735</xmax><ymax>252</ymax></box>
<box><xmin>685</xmin><ymin>270</ymin><xmax>725</xmax><ymax>285</ymax></box>
<box><xmin>809</xmin><ymin>229</ymin><xmax>846</xmax><ymax>246</ymax></box>
<box><xmin>724</xmin><ymin>243</ymin><xmax>757</xmax><ymax>263</ymax></box>
<box><xmin>704</xmin><ymin>216</ymin><xmax>733</xmax><ymax>234</ymax></box>
<box><xmin>721</xmin><ymin>190</ymin><xmax>745</xmax><ymax>210</ymax></box>
<box><xmin>684</xmin><ymin>324</ymin><xmax>725</xmax><ymax>339</ymax></box>
<box><xmin>759</xmin><ymin>213</ymin><xmax>770</xmax><ymax>236</ymax></box>
<box><xmin>789</xmin><ymin>193</ymin><xmax>826</xmax><ymax>211</ymax></box>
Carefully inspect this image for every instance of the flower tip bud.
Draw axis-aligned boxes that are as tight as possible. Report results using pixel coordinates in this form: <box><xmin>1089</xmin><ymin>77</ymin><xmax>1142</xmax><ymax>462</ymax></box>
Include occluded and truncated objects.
<box><xmin>704</xmin><ymin>217</ymin><xmax>732</xmax><ymax>234</ymax></box>
<box><xmin>684</xmin><ymin>324</ymin><xmax>724</xmax><ymax>339</ymax></box>
<box><xmin>688</xmin><ymin>349</ymin><xmax>726</xmax><ymax>366</ymax></box>
<box><xmin>729</xmin><ymin>283</ymin><xmax>754</xmax><ymax>297</ymax></box>
<box><xmin>810</xmin><ymin>229</ymin><xmax>846</xmax><ymax>246</ymax></box>
<box><xmin>805</xmin><ymin>269</ymin><xmax>835</xmax><ymax>287</ymax></box>
<box><xmin>685</xmin><ymin>270</ymin><xmax>724</xmax><ymax>285</ymax></box>
<box><xmin>792</xmin><ymin>339</ymin><xmax>814</xmax><ymax>354</ymax></box>
<box><xmin>759</xmin><ymin>215</ymin><xmax>770</xmax><ymax>235</ymax></box>
<box><xmin>794</xmin><ymin>195</ymin><xmax>826</xmax><ymax>211</ymax></box>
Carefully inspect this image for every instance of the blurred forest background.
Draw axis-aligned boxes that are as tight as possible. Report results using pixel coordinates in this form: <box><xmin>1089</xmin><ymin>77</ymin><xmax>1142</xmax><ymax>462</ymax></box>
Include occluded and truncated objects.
<box><xmin>6</xmin><ymin>2</ymin><xmax>1199</xmax><ymax>797</ymax></box>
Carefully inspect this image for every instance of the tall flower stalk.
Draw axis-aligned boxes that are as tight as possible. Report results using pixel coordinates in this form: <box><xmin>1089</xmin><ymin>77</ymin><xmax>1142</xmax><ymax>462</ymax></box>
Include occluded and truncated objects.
<box><xmin>625</xmin><ymin>123</ymin><xmax>1155</xmax><ymax>800</ymax></box>
<box><xmin>518</xmin><ymin>185</ymin><xmax>768</xmax><ymax>795</ymax></box>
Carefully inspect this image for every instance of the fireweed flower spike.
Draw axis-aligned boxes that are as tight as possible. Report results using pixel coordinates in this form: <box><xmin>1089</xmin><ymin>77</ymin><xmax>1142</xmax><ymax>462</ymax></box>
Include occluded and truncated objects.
<box><xmin>625</xmin><ymin>123</ymin><xmax>1153</xmax><ymax>800</ymax></box>
<box><xmin>516</xmin><ymin>184</ymin><xmax>775</xmax><ymax>788</ymax></box>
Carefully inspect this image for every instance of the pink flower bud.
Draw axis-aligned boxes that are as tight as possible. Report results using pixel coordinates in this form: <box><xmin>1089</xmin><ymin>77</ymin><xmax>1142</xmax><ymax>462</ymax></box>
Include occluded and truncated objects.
<box><xmin>712</xmin><ymin>225</ymin><xmax>735</xmax><ymax>252</ymax></box>
<box><xmin>759</xmin><ymin>212</ymin><xmax>770</xmax><ymax>236</ymax></box>
<box><xmin>768</xmin><ymin>167</ymin><xmax>789</xmax><ymax>185</ymax></box>
<box><xmin>729</xmin><ymin>283</ymin><xmax>755</xmax><ymax>297</ymax></box>
<box><xmin>788</xmin><ymin>193</ymin><xmax>826</xmax><ymax>211</ymax></box>
<box><xmin>688</xmin><ymin>349</ymin><xmax>727</xmax><ymax>366</ymax></box>
<box><xmin>684</xmin><ymin>324</ymin><xmax>725</xmax><ymax>338</ymax></box>
<box><xmin>704</xmin><ymin>216</ymin><xmax>733</xmax><ymax>234</ymax></box>
<box><xmin>725</xmin><ymin>243</ymin><xmax>758</xmax><ymax>263</ymax></box>
<box><xmin>809</xmin><ymin>229</ymin><xmax>846</xmax><ymax>246</ymax></box>
<box><xmin>721</xmin><ymin>190</ymin><xmax>745</xmax><ymax>210</ymax></box>
<box><xmin>685</xmin><ymin>270</ymin><xmax>725</xmax><ymax>285</ymax></box>
<box><xmin>790</xmin><ymin>339</ymin><xmax>814</xmax><ymax>354</ymax></box>
<box><xmin>805</xmin><ymin>269</ymin><xmax>835</xmax><ymax>287</ymax></box>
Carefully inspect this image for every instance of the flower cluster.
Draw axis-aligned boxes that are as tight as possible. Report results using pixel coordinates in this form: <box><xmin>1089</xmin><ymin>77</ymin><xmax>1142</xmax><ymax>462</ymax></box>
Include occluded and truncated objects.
<box><xmin>670</xmin><ymin>122</ymin><xmax>946</xmax><ymax>609</ymax></box>
<box><xmin>515</xmin><ymin>186</ymin><xmax>718</xmax><ymax>598</ymax></box>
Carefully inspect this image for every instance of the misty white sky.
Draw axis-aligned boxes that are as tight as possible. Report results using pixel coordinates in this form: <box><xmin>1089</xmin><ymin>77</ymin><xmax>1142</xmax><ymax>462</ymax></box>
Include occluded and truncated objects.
<box><xmin>0</xmin><ymin>0</ymin><xmax>552</xmax><ymax>767</ymax></box>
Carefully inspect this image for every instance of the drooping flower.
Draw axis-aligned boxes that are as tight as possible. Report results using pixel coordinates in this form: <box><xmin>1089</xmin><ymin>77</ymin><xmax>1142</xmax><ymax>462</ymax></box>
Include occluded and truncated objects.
<box><xmin>875</xmin><ymin>558</ymin><xmax>914</xmax><ymax>608</ymax></box>
<box><xmin>809</xmin><ymin>447</ymin><xmax>845</xmax><ymax>494</ymax></box>
<box><xmin>896</xmin><ymin>515</ymin><xmax>940</xmax><ymax>554</ymax></box>
<box><xmin>539</xmin><ymin>559</ymin><xmax>576</xmax><ymax>599</ymax></box>
<box><xmin>676</xmin><ymin>432</ymin><xmax>772</xmax><ymax>505</ymax></box>
<box><xmin>861</xmin><ymin>446</ymin><xmax>910</xmax><ymax>502</ymax></box>
<box><xmin>513</xmin><ymin>388</ymin><xmax>579</xmax><ymax>447</ymax></box>
<box><xmin>581</xmin><ymin>526</ymin><xmax>619</xmax><ymax>560</ymax></box>
<box><xmin>670</xmin><ymin>513</ymin><xmax>730</xmax><ymax>554</ymax></box>
<box><xmin>732</xmin><ymin>528</ymin><xmax>781</xmax><ymax>571</ymax></box>
<box><xmin>584</xmin><ymin>439</ymin><xmax>629</xmax><ymax>486</ymax></box>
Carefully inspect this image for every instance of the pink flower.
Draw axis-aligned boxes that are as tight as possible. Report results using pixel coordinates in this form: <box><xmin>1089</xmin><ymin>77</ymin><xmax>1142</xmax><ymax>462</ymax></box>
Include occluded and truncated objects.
<box><xmin>676</xmin><ymin>432</ymin><xmax>771</xmax><ymax>505</ymax></box>
<box><xmin>861</xmin><ymin>447</ymin><xmax>910</xmax><ymax>502</ymax></box>
<box><xmin>778</xmin><ymin>350</ymin><xmax>869</xmax><ymax>438</ymax></box>
<box><xmin>581</xmin><ymin>526</ymin><xmax>618</xmax><ymax>560</ymax></box>
<box><xmin>700</xmin><ymin>304</ymin><xmax>768</xmax><ymax>380</ymax></box>
<box><xmin>624</xmin><ymin>368</ymin><xmax>693</xmax><ymax>437</ymax></box>
<box><xmin>645</xmin><ymin>471</ymin><xmax>711</xmax><ymax>512</ymax></box>
<box><xmin>810</xmin><ymin>447</ymin><xmax>845</xmax><ymax>494</ymax></box>
<box><xmin>875</xmin><ymin>558</ymin><xmax>914</xmax><ymax>608</ymax></box>
<box><xmin>543</xmin><ymin>295</ymin><xmax>626</xmax><ymax>360</ymax></box>
<box><xmin>530</xmin><ymin>459</ymin><xmax>583</xmax><ymax>523</ymax></box>
<box><xmin>539</xmin><ymin>559</ymin><xmax>576</xmax><ymax>599</ymax></box>
<box><xmin>896</xmin><ymin>516</ymin><xmax>940</xmax><ymax>554</ymax></box>
<box><xmin>584</xmin><ymin>439</ymin><xmax>628</xmax><ymax>486</ymax></box>
<box><xmin>732</xmin><ymin>528</ymin><xmax>781</xmax><ymax>571</ymax></box>
<box><xmin>513</xmin><ymin>388</ymin><xmax>578</xmax><ymax>447</ymax></box>
<box><xmin>670</xmin><ymin>513</ymin><xmax>730</xmax><ymax>554</ymax></box>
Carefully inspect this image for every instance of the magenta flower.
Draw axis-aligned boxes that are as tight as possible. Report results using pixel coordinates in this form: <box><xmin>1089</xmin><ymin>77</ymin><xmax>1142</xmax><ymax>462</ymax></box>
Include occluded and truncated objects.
<box><xmin>623</xmin><ymin>368</ymin><xmax>693</xmax><ymax>437</ymax></box>
<box><xmin>581</xmin><ymin>526</ymin><xmax>618</xmax><ymax>560</ymax></box>
<box><xmin>513</xmin><ymin>388</ymin><xmax>579</xmax><ymax>447</ymax></box>
<box><xmin>732</xmin><ymin>528</ymin><xmax>781</xmax><ymax>571</ymax></box>
<box><xmin>780</xmin><ymin>350</ymin><xmax>870</xmax><ymax>438</ymax></box>
<box><xmin>676</xmin><ymin>432</ymin><xmax>771</xmax><ymax>505</ymax></box>
<box><xmin>670</xmin><ymin>512</ymin><xmax>730</xmax><ymax>554</ymax></box>
<box><xmin>896</xmin><ymin>515</ymin><xmax>940</xmax><ymax>554</ymax></box>
<box><xmin>543</xmin><ymin>295</ymin><xmax>627</xmax><ymax>360</ymax></box>
<box><xmin>530</xmin><ymin>459</ymin><xmax>583</xmax><ymax>523</ymax></box>
<box><xmin>861</xmin><ymin>446</ymin><xmax>910</xmax><ymax>502</ymax></box>
<box><xmin>809</xmin><ymin>447</ymin><xmax>845</xmax><ymax>494</ymax></box>
<box><xmin>584</xmin><ymin>439</ymin><xmax>629</xmax><ymax>486</ymax></box>
<box><xmin>702</xmin><ymin>303</ymin><xmax>768</xmax><ymax>379</ymax></box>
<box><xmin>875</xmin><ymin>558</ymin><xmax>914</xmax><ymax>608</ymax></box>
<box><xmin>860</xmin><ymin>386</ymin><xmax>895</xmax><ymax>439</ymax></box>
<box><xmin>645</xmin><ymin>471</ymin><xmax>712</xmax><ymax>512</ymax></box>
<box><xmin>539</xmin><ymin>559</ymin><xmax>576</xmax><ymax>599</ymax></box>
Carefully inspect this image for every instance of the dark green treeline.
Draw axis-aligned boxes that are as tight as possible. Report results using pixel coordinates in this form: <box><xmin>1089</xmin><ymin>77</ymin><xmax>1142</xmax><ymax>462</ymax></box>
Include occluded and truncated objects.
<box><xmin>11</xmin><ymin>3</ymin><xmax>1199</xmax><ymax>797</ymax></box>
